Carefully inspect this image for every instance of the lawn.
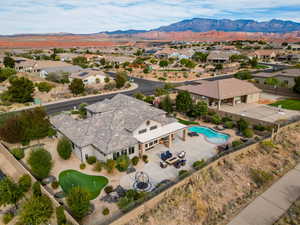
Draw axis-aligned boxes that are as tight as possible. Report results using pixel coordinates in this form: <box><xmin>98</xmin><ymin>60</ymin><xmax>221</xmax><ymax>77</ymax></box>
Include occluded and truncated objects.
<box><xmin>270</xmin><ymin>99</ymin><xmax>300</xmax><ymax>111</ymax></box>
<box><xmin>59</xmin><ymin>170</ymin><xmax>109</xmax><ymax>200</ymax></box>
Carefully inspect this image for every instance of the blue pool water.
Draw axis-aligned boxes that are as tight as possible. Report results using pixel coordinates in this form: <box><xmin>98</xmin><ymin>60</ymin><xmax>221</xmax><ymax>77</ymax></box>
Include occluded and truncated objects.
<box><xmin>188</xmin><ymin>126</ymin><xmax>230</xmax><ymax>144</ymax></box>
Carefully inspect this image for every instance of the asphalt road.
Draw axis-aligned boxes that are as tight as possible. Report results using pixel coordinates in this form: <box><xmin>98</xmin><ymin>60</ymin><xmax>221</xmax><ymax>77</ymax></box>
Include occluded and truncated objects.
<box><xmin>19</xmin><ymin>63</ymin><xmax>291</xmax><ymax>114</ymax></box>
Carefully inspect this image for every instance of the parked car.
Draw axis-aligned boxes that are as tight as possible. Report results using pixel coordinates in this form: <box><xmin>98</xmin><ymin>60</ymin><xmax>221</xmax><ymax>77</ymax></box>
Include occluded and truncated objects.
<box><xmin>178</xmin><ymin>151</ymin><xmax>186</xmax><ymax>159</ymax></box>
<box><xmin>161</xmin><ymin>150</ymin><xmax>172</xmax><ymax>161</ymax></box>
<box><xmin>174</xmin><ymin>159</ymin><xmax>186</xmax><ymax>169</ymax></box>
<box><xmin>160</xmin><ymin>161</ymin><xmax>168</xmax><ymax>168</ymax></box>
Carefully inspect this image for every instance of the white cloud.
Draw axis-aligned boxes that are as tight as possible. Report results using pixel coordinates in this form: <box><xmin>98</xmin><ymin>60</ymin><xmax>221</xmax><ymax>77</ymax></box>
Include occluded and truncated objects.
<box><xmin>0</xmin><ymin>0</ymin><xmax>299</xmax><ymax>34</ymax></box>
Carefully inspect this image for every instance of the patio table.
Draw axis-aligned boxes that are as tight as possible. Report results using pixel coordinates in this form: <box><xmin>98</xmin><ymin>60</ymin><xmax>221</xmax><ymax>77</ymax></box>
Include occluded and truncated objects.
<box><xmin>165</xmin><ymin>156</ymin><xmax>179</xmax><ymax>165</ymax></box>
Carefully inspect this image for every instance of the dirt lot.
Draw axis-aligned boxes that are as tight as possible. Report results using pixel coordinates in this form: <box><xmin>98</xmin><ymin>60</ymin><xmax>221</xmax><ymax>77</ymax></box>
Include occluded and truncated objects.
<box><xmin>125</xmin><ymin>123</ymin><xmax>300</xmax><ymax>225</ymax></box>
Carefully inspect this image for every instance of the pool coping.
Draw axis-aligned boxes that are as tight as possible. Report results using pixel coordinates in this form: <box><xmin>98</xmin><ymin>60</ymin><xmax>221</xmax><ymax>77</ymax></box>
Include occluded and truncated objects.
<box><xmin>188</xmin><ymin>125</ymin><xmax>231</xmax><ymax>146</ymax></box>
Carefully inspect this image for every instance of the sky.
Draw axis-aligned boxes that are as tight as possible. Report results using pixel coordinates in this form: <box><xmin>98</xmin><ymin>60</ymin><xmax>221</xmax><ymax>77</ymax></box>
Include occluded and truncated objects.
<box><xmin>1</xmin><ymin>0</ymin><xmax>300</xmax><ymax>34</ymax></box>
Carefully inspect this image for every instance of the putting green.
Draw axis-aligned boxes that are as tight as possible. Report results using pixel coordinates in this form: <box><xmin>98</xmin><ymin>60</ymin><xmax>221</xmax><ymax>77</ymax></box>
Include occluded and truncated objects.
<box><xmin>59</xmin><ymin>170</ymin><xmax>109</xmax><ymax>200</ymax></box>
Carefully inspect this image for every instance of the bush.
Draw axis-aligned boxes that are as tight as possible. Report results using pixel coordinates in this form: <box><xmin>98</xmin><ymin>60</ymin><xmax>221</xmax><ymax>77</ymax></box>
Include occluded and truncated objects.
<box><xmin>57</xmin><ymin>137</ymin><xmax>72</xmax><ymax>160</ymax></box>
<box><xmin>253</xmin><ymin>124</ymin><xmax>266</xmax><ymax>131</ymax></box>
<box><xmin>243</xmin><ymin>128</ymin><xmax>254</xmax><ymax>138</ymax></box>
<box><xmin>56</xmin><ymin>206</ymin><xmax>67</xmax><ymax>225</ymax></box>
<box><xmin>27</xmin><ymin>148</ymin><xmax>52</xmax><ymax>180</ymax></box>
<box><xmin>237</xmin><ymin>119</ymin><xmax>249</xmax><ymax>131</ymax></box>
<box><xmin>66</xmin><ymin>187</ymin><xmax>90</xmax><ymax>220</ymax></box>
<box><xmin>178</xmin><ymin>170</ymin><xmax>189</xmax><ymax>177</ymax></box>
<box><xmin>11</xmin><ymin>148</ymin><xmax>24</xmax><ymax>160</ymax></box>
<box><xmin>106</xmin><ymin>159</ymin><xmax>116</xmax><ymax>173</ymax></box>
<box><xmin>51</xmin><ymin>181</ymin><xmax>59</xmax><ymax>189</ymax></box>
<box><xmin>232</xmin><ymin>140</ymin><xmax>243</xmax><ymax>148</ymax></box>
<box><xmin>131</xmin><ymin>156</ymin><xmax>139</xmax><ymax>166</ymax></box>
<box><xmin>211</xmin><ymin>114</ymin><xmax>222</xmax><ymax>124</ymax></box>
<box><xmin>86</xmin><ymin>156</ymin><xmax>97</xmax><ymax>165</ymax></box>
<box><xmin>32</xmin><ymin>181</ymin><xmax>42</xmax><ymax>197</ymax></box>
<box><xmin>93</xmin><ymin>161</ymin><xmax>102</xmax><ymax>172</ymax></box>
<box><xmin>102</xmin><ymin>208</ymin><xmax>110</xmax><ymax>216</ymax></box>
<box><xmin>80</xmin><ymin>163</ymin><xmax>86</xmax><ymax>170</ymax></box>
<box><xmin>224</xmin><ymin>121</ymin><xmax>234</xmax><ymax>129</ymax></box>
<box><xmin>116</xmin><ymin>155</ymin><xmax>130</xmax><ymax>172</ymax></box>
<box><xmin>250</xmin><ymin>168</ymin><xmax>273</xmax><ymax>187</ymax></box>
<box><xmin>142</xmin><ymin>155</ymin><xmax>148</xmax><ymax>163</ymax></box>
<box><xmin>104</xmin><ymin>185</ymin><xmax>114</xmax><ymax>194</ymax></box>
<box><xmin>192</xmin><ymin>160</ymin><xmax>206</xmax><ymax>170</ymax></box>
<box><xmin>18</xmin><ymin>174</ymin><xmax>32</xmax><ymax>193</ymax></box>
<box><xmin>36</xmin><ymin>82</ymin><xmax>54</xmax><ymax>93</ymax></box>
<box><xmin>2</xmin><ymin>213</ymin><xmax>14</xmax><ymax>224</ymax></box>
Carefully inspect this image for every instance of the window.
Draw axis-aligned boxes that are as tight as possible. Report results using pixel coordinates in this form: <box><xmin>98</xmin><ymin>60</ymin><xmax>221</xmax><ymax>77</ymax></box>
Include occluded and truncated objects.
<box><xmin>129</xmin><ymin>147</ymin><xmax>135</xmax><ymax>154</ymax></box>
<box><xmin>150</xmin><ymin>125</ymin><xmax>157</xmax><ymax>130</ymax></box>
<box><xmin>121</xmin><ymin>149</ymin><xmax>127</xmax><ymax>155</ymax></box>
<box><xmin>138</xmin><ymin>129</ymin><xmax>147</xmax><ymax>134</ymax></box>
<box><xmin>146</xmin><ymin>120</ymin><xmax>150</xmax><ymax>126</ymax></box>
<box><xmin>154</xmin><ymin>140</ymin><xmax>158</xmax><ymax>144</ymax></box>
<box><xmin>113</xmin><ymin>152</ymin><xmax>120</xmax><ymax>160</ymax></box>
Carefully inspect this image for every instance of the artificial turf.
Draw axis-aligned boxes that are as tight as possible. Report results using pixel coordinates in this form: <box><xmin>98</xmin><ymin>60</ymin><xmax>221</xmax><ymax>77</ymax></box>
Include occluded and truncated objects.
<box><xmin>59</xmin><ymin>170</ymin><xmax>108</xmax><ymax>200</ymax></box>
<box><xmin>270</xmin><ymin>99</ymin><xmax>300</xmax><ymax>111</ymax></box>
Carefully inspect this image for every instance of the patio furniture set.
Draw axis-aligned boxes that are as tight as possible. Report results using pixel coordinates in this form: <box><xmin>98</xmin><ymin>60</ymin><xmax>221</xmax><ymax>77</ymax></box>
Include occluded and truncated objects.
<box><xmin>188</xmin><ymin>131</ymin><xmax>199</xmax><ymax>137</ymax></box>
<box><xmin>160</xmin><ymin>150</ymin><xmax>186</xmax><ymax>169</ymax></box>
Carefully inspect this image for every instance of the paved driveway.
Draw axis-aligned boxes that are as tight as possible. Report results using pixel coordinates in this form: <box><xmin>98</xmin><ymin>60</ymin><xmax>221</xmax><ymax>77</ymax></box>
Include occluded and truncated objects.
<box><xmin>120</xmin><ymin>135</ymin><xmax>217</xmax><ymax>189</ymax></box>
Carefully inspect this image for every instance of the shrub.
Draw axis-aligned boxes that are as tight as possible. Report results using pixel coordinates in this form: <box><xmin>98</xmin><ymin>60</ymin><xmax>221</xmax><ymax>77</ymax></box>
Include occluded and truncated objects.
<box><xmin>178</xmin><ymin>170</ymin><xmax>189</xmax><ymax>177</ymax></box>
<box><xmin>2</xmin><ymin>213</ymin><xmax>14</xmax><ymax>224</ymax></box>
<box><xmin>27</xmin><ymin>148</ymin><xmax>52</xmax><ymax>180</ymax></box>
<box><xmin>250</xmin><ymin>168</ymin><xmax>273</xmax><ymax>187</ymax></box>
<box><xmin>131</xmin><ymin>156</ymin><xmax>139</xmax><ymax>166</ymax></box>
<box><xmin>192</xmin><ymin>160</ymin><xmax>206</xmax><ymax>170</ymax></box>
<box><xmin>106</xmin><ymin>159</ymin><xmax>116</xmax><ymax>173</ymax></box>
<box><xmin>224</xmin><ymin>121</ymin><xmax>234</xmax><ymax>129</ymax></box>
<box><xmin>93</xmin><ymin>161</ymin><xmax>102</xmax><ymax>172</ymax></box>
<box><xmin>232</xmin><ymin>140</ymin><xmax>243</xmax><ymax>148</ymax></box>
<box><xmin>36</xmin><ymin>82</ymin><xmax>54</xmax><ymax>93</ymax></box>
<box><xmin>32</xmin><ymin>181</ymin><xmax>42</xmax><ymax>197</ymax></box>
<box><xmin>142</xmin><ymin>155</ymin><xmax>148</xmax><ymax>163</ymax></box>
<box><xmin>56</xmin><ymin>206</ymin><xmax>67</xmax><ymax>225</ymax></box>
<box><xmin>237</xmin><ymin>119</ymin><xmax>249</xmax><ymax>131</ymax></box>
<box><xmin>116</xmin><ymin>155</ymin><xmax>130</xmax><ymax>172</ymax></box>
<box><xmin>253</xmin><ymin>124</ymin><xmax>266</xmax><ymax>131</ymax></box>
<box><xmin>102</xmin><ymin>208</ymin><xmax>110</xmax><ymax>216</ymax></box>
<box><xmin>57</xmin><ymin>137</ymin><xmax>72</xmax><ymax>160</ymax></box>
<box><xmin>18</xmin><ymin>174</ymin><xmax>32</xmax><ymax>193</ymax></box>
<box><xmin>86</xmin><ymin>156</ymin><xmax>97</xmax><ymax>165</ymax></box>
<box><xmin>243</xmin><ymin>128</ymin><xmax>254</xmax><ymax>138</ymax></box>
<box><xmin>51</xmin><ymin>181</ymin><xmax>59</xmax><ymax>189</ymax></box>
<box><xmin>11</xmin><ymin>148</ymin><xmax>24</xmax><ymax>160</ymax></box>
<box><xmin>104</xmin><ymin>185</ymin><xmax>114</xmax><ymax>194</ymax></box>
<box><xmin>221</xmin><ymin>117</ymin><xmax>232</xmax><ymax>123</ymax></box>
<box><xmin>80</xmin><ymin>163</ymin><xmax>86</xmax><ymax>170</ymax></box>
<box><xmin>66</xmin><ymin>187</ymin><xmax>90</xmax><ymax>220</ymax></box>
<box><xmin>260</xmin><ymin>140</ymin><xmax>276</xmax><ymax>152</ymax></box>
<box><xmin>211</xmin><ymin>114</ymin><xmax>222</xmax><ymax>124</ymax></box>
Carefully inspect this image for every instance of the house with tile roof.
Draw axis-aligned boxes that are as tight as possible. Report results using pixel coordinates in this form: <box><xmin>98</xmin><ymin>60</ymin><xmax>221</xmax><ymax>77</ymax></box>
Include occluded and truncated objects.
<box><xmin>50</xmin><ymin>94</ymin><xmax>187</xmax><ymax>162</ymax></box>
<box><xmin>176</xmin><ymin>78</ymin><xmax>261</xmax><ymax>110</ymax></box>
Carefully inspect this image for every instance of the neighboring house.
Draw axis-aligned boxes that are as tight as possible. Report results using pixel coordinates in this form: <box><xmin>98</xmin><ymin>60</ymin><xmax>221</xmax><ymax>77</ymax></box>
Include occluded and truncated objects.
<box><xmin>253</xmin><ymin>69</ymin><xmax>300</xmax><ymax>88</ymax></box>
<box><xmin>50</xmin><ymin>94</ymin><xmax>187</xmax><ymax>162</ymax></box>
<box><xmin>207</xmin><ymin>51</ymin><xmax>235</xmax><ymax>64</ymax></box>
<box><xmin>254</xmin><ymin>50</ymin><xmax>277</xmax><ymax>60</ymax></box>
<box><xmin>58</xmin><ymin>53</ymin><xmax>79</xmax><ymax>62</ymax></box>
<box><xmin>154</xmin><ymin>48</ymin><xmax>176</xmax><ymax>59</ymax></box>
<box><xmin>176</xmin><ymin>78</ymin><xmax>261</xmax><ymax>110</ymax></box>
<box><xmin>70</xmin><ymin>69</ymin><xmax>107</xmax><ymax>85</ymax></box>
<box><xmin>289</xmin><ymin>44</ymin><xmax>300</xmax><ymax>51</ymax></box>
<box><xmin>14</xmin><ymin>57</ymin><xmax>36</xmax><ymax>72</ymax></box>
<box><xmin>277</xmin><ymin>54</ymin><xmax>300</xmax><ymax>63</ymax></box>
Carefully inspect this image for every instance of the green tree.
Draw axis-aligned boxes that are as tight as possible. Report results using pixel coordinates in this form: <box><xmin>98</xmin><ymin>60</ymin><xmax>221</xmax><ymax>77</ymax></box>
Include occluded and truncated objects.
<box><xmin>115</xmin><ymin>71</ymin><xmax>128</xmax><ymax>88</ymax></box>
<box><xmin>18</xmin><ymin>174</ymin><xmax>31</xmax><ymax>193</ymax></box>
<box><xmin>176</xmin><ymin>91</ymin><xmax>193</xmax><ymax>113</ymax></box>
<box><xmin>234</xmin><ymin>70</ymin><xmax>252</xmax><ymax>80</ymax></box>
<box><xmin>0</xmin><ymin>177</ymin><xmax>23</xmax><ymax>207</ymax></box>
<box><xmin>215</xmin><ymin>64</ymin><xmax>223</xmax><ymax>70</ymax></box>
<box><xmin>18</xmin><ymin>195</ymin><xmax>53</xmax><ymax>225</ymax></box>
<box><xmin>192</xmin><ymin>52</ymin><xmax>208</xmax><ymax>62</ymax></box>
<box><xmin>56</xmin><ymin>206</ymin><xmax>67</xmax><ymax>225</ymax></box>
<box><xmin>159</xmin><ymin>60</ymin><xmax>169</xmax><ymax>68</ymax></box>
<box><xmin>0</xmin><ymin>67</ymin><xmax>17</xmax><ymax>82</ymax></box>
<box><xmin>69</xmin><ymin>78</ymin><xmax>85</xmax><ymax>95</ymax></box>
<box><xmin>32</xmin><ymin>182</ymin><xmax>42</xmax><ymax>197</ymax></box>
<box><xmin>6</xmin><ymin>77</ymin><xmax>34</xmax><ymax>103</ymax></box>
<box><xmin>106</xmin><ymin>159</ymin><xmax>116</xmax><ymax>174</ymax></box>
<box><xmin>67</xmin><ymin>187</ymin><xmax>90</xmax><ymax>220</ymax></box>
<box><xmin>160</xmin><ymin>95</ymin><xmax>173</xmax><ymax>114</ymax></box>
<box><xmin>72</xmin><ymin>56</ymin><xmax>88</xmax><ymax>68</ymax></box>
<box><xmin>116</xmin><ymin>155</ymin><xmax>130</xmax><ymax>172</ymax></box>
<box><xmin>265</xmin><ymin>77</ymin><xmax>280</xmax><ymax>87</ymax></box>
<box><xmin>27</xmin><ymin>148</ymin><xmax>52</xmax><ymax>180</ymax></box>
<box><xmin>36</xmin><ymin>82</ymin><xmax>54</xmax><ymax>93</ymax></box>
<box><xmin>189</xmin><ymin>101</ymin><xmax>208</xmax><ymax>118</ymax></box>
<box><xmin>3</xmin><ymin>56</ymin><xmax>15</xmax><ymax>68</ymax></box>
<box><xmin>57</xmin><ymin>137</ymin><xmax>72</xmax><ymax>160</ymax></box>
<box><xmin>293</xmin><ymin>77</ymin><xmax>300</xmax><ymax>94</ymax></box>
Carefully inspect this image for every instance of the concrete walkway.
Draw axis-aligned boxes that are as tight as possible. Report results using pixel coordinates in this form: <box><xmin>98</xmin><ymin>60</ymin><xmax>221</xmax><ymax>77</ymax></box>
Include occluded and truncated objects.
<box><xmin>228</xmin><ymin>164</ymin><xmax>300</xmax><ymax>225</ymax></box>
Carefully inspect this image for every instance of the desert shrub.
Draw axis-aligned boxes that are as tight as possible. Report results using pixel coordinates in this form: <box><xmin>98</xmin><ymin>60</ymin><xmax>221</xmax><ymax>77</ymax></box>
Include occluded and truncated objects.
<box><xmin>224</xmin><ymin>121</ymin><xmax>234</xmax><ymax>129</ymax></box>
<box><xmin>178</xmin><ymin>170</ymin><xmax>189</xmax><ymax>178</ymax></box>
<box><xmin>106</xmin><ymin>159</ymin><xmax>116</xmax><ymax>173</ymax></box>
<box><xmin>86</xmin><ymin>156</ymin><xmax>97</xmax><ymax>165</ymax></box>
<box><xmin>2</xmin><ymin>213</ymin><xmax>14</xmax><ymax>224</ymax></box>
<box><xmin>104</xmin><ymin>185</ymin><xmax>113</xmax><ymax>194</ymax></box>
<box><xmin>232</xmin><ymin>140</ymin><xmax>243</xmax><ymax>148</ymax></box>
<box><xmin>32</xmin><ymin>182</ymin><xmax>42</xmax><ymax>197</ymax></box>
<box><xmin>116</xmin><ymin>155</ymin><xmax>130</xmax><ymax>172</ymax></box>
<box><xmin>142</xmin><ymin>155</ymin><xmax>148</xmax><ymax>163</ymax></box>
<box><xmin>250</xmin><ymin>168</ymin><xmax>273</xmax><ymax>187</ymax></box>
<box><xmin>18</xmin><ymin>174</ymin><xmax>32</xmax><ymax>193</ymax></box>
<box><xmin>80</xmin><ymin>163</ymin><xmax>86</xmax><ymax>170</ymax></box>
<box><xmin>51</xmin><ymin>181</ymin><xmax>59</xmax><ymax>189</ymax></box>
<box><xmin>27</xmin><ymin>148</ymin><xmax>52</xmax><ymax>180</ymax></box>
<box><xmin>253</xmin><ymin>124</ymin><xmax>266</xmax><ymax>131</ymax></box>
<box><xmin>66</xmin><ymin>187</ymin><xmax>90</xmax><ymax>220</ymax></box>
<box><xmin>93</xmin><ymin>161</ymin><xmax>102</xmax><ymax>172</ymax></box>
<box><xmin>260</xmin><ymin>140</ymin><xmax>276</xmax><ymax>152</ymax></box>
<box><xmin>102</xmin><ymin>208</ymin><xmax>110</xmax><ymax>216</ymax></box>
<box><xmin>57</xmin><ymin>137</ymin><xmax>72</xmax><ymax>160</ymax></box>
<box><xmin>36</xmin><ymin>82</ymin><xmax>54</xmax><ymax>93</ymax></box>
<box><xmin>243</xmin><ymin>128</ymin><xmax>254</xmax><ymax>138</ymax></box>
<box><xmin>117</xmin><ymin>189</ymin><xmax>147</xmax><ymax>210</ymax></box>
<box><xmin>56</xmin><ymin>206</ymin><xmax>67</xmax><ymax>225</ymax></box>
<box><xmin>11</xmin><ymin>148</ymin><xmax>24</xmax><ymax>160</ymax></box>
<box><xmin>237</xmin><ymin>118</ymin><xmax>249</xmax><ymax>131</ymax></box>
<box><xmin>211</xmin><ymin>114</ymin><xmax>222</xmax><ymax>124</ymax></box>
<box><xmin>192</xmin><ymin>160</ymin><xmax>206</xmax><ymax>170</ymax></box>
<box><xmin>131</xmin><ymin>156</ymin><xmax>139</xmax><ymax>166</ymax></box>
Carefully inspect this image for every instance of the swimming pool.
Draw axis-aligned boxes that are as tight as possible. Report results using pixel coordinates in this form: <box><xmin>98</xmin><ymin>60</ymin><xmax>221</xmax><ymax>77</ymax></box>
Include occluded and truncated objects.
<box><xmin>188</xmin><ymin>126</ymin><xmax>230</xmax><ymax>144</ymax></box>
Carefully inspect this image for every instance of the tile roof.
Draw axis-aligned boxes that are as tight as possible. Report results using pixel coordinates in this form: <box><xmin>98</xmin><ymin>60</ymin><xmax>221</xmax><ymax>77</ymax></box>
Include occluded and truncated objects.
<box><xmin>254</xmin><ymin>69</ymin><xmax>300</xmax><ymax>78</ymax></box>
